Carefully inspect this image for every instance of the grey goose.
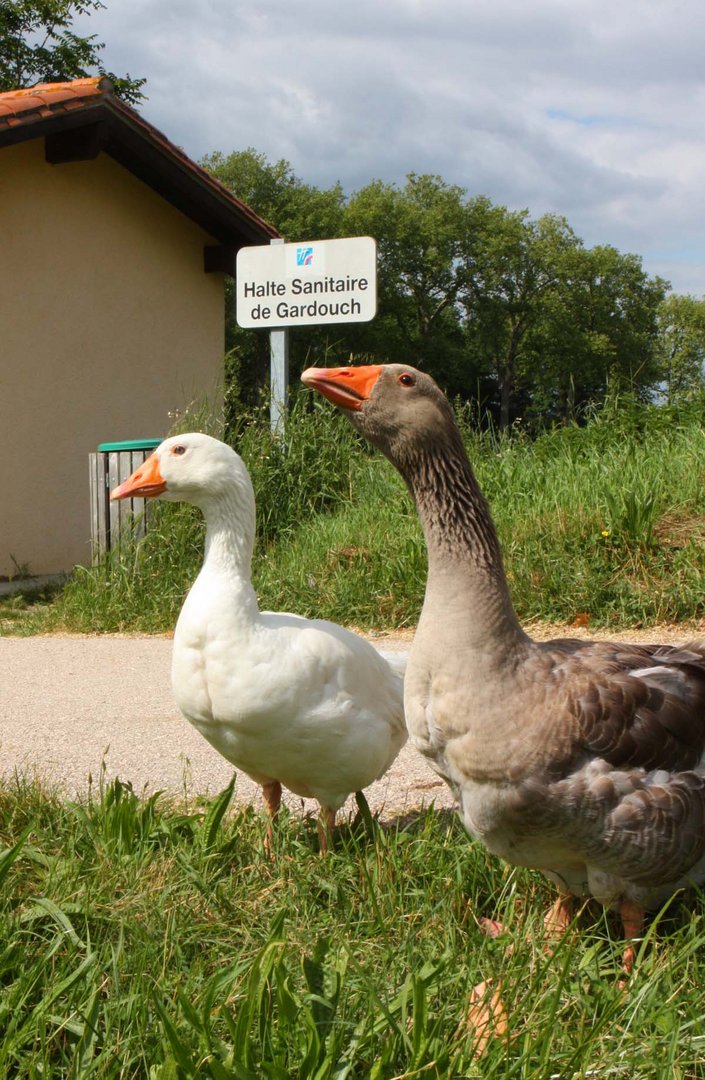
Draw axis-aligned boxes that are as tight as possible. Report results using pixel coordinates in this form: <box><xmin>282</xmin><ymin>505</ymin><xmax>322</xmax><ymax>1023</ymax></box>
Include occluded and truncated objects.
<box><xmin>302</xmin><ymin>362</ymin><xmax>705</xmax><ymax>971</ymax></box>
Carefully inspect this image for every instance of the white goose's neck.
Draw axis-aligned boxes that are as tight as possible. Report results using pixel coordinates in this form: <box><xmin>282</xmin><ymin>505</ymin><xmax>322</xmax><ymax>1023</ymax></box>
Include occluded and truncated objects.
<box><xmin>191</xmin><ymin>486</ymin><xmax>259</xmax><ymax>619</ymax></box>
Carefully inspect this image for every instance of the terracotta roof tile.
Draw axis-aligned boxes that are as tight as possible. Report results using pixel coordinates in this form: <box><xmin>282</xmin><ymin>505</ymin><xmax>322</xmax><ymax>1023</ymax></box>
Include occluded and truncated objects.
<box><xmin>0</xmin><ymin>77</ymin><xmax>111</xmax><ymax>124</ymax></box>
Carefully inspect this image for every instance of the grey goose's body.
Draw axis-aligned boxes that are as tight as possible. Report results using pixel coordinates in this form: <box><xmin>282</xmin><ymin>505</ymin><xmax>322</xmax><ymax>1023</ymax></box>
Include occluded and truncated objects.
<box><xmin>302</xmin><ymin>362</ymin><xmax>705</xmax><ymax>952</ymax></box>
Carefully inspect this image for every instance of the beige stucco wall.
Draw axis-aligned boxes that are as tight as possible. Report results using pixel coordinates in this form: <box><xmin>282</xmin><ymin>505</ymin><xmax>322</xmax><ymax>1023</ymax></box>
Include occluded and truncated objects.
<box><xmin>0</xmin><ymin>139</ymin><xmax>226</xmax><ymax>576</ymax></box>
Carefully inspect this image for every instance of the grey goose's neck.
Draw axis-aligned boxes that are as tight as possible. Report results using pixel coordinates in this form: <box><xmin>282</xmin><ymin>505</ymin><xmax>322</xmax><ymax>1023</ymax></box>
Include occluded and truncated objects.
<box><xmin>395</xmin><ymin>424</ymin><xmax>500</xmax><ymax>566</ymax></box>
<box><xmin>396</xmin><ymin>425</ymin><xmax>527</xmax><ymax>653</ymax></box>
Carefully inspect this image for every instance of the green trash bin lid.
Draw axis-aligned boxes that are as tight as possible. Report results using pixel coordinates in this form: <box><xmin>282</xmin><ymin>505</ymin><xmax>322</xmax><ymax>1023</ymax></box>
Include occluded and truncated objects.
<box><xmin>97</xmin><ymin>438</ymin><xmax>162</xmax><ymax>453</ymax></box>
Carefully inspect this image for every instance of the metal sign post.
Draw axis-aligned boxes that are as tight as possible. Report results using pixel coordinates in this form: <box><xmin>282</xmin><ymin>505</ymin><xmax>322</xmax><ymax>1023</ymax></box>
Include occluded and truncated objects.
<box><xmin>268</xmin><ymin>239</ymin><xmax>289</xmax><ymax>435</ymax></box>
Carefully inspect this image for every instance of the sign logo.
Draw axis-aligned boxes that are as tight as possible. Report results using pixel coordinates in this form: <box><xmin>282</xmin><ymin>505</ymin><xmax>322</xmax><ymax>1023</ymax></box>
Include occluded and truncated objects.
<box><xmin>296</xmin><ymin>246</ymin><xmax>314</xmax><ymax>267</ymax></box>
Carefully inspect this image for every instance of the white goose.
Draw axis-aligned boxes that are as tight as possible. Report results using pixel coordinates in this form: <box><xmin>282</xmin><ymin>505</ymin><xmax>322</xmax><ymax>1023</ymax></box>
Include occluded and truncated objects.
<box><xmin>111</xmin><ymin>432</ymin><xmax>407</xmax><ymax>851</ymax></box>
<box><xmin>302</xmin><ymin>362</ymin><xmax>705</xmax><ymax>969</ymax></box>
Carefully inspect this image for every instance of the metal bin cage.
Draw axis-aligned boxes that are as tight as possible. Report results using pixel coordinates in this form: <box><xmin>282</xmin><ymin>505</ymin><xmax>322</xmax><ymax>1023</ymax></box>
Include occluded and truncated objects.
<box><xmin>89</xmin><ymin>438</ymin><xmax>161</xmax><ymax>560</ymax></box>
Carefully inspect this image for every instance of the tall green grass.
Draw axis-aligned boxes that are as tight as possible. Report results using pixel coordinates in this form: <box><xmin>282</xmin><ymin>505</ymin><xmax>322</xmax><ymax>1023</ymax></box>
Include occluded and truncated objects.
<box><xmin>4</xmin><ymin>394</ymin><xmax>705</xmax><ymax>634</ymax></box>
<box><xmin>3</xmin><ymin>775</ymin><xmax>705</xmax><ymax>1076</ymax></box>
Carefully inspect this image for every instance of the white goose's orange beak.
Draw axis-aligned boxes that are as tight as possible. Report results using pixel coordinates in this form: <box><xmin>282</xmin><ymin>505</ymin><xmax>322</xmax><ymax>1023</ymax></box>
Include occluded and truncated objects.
<box><xmin>110</xmin><ymin>453</ymin><xmax>167</xmax><ymax>500</ymax></box>
<box><xmin>301</xmin><ymin>365</ymin><xmax>382</xmax><ymax>411</ymax></box>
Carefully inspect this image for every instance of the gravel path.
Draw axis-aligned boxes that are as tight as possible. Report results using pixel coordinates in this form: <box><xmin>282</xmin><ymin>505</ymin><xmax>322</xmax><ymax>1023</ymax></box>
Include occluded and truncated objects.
<box><xmin>0</xmin><ymin>630</ymin><xmax>452</xmax><ymax>819</ymax></box>
<box><xmin>0</xmin><ymin>624</ymin><xmax>698</xmax><ymax>820</ymax></box>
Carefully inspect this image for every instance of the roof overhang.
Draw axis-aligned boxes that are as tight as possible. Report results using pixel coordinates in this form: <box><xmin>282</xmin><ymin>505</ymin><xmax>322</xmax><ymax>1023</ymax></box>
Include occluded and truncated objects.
<box><xmin>0</xmin><ymin>78</ymin><xmax>279</xmax><ymax>254</ymax></box>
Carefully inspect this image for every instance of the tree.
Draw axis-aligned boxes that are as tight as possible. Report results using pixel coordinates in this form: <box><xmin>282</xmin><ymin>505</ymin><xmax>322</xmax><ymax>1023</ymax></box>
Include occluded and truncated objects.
<box><xmin>203</xmin><ymin>148</ymin><xmax>345</xmax><ymax>243</ymax></box>
<box><xmin>526</xmin><ymin>244</ymin><xmax>666</xmax><ymax>423</ymax></box>
<box><xmin>458</xmin><ymin>213</ymin><xmax>667</xmax><ymax>428</ymax></box>
<box><xmin>654</xmin><ymin>293</ymin><xmax>705</xmax><ymax>404</ymax></box>
<box><xmin>343</xmin><ymin>174</ymin><xmax>491</xmax><ymax>397</ymax></box>
<box><xmin>460</xmin><ymin>211</ymin><xmax>577</xmax><ymax>428</ymax></box>
<box><xmin>0</xmin><ymin>1</ymin><xmax>145</xmax><ymax>103</ymax></box>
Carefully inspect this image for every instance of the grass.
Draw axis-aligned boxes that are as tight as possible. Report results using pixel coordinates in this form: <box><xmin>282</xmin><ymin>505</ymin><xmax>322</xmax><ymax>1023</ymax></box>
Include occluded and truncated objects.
<box><xmin>3</xmin><ymin>774</ymin><xmax>705</xmax><ymax>1077</ymax></box>
<box><xmin>6</xmin><ymin>391</ymin><xmax>704</xmax><ymax>635</ymax></box>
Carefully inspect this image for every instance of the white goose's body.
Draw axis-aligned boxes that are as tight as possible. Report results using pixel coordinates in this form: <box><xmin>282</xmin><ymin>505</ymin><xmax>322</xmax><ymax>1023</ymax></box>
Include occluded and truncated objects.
<box><xmin>111</xmin><ymin>434</ymin><xmax>407</xmax><ymax>840</ymax></box>
<box><xmin>173</xmin><ymin>567</ymin><xmax>406</xmax><ymax>812</ymax></box>
<box><xmin>303</xmin><ymin>362</ymin><xmax>705</xmax><ymax>963</ymax></box>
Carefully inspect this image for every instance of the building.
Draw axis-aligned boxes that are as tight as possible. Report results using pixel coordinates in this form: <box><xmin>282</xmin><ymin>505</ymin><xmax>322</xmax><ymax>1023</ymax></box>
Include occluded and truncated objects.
<box><xmin>0</xmin><ymin>77</ymin><xmax>277</xmax><ymax>578</ymax></box>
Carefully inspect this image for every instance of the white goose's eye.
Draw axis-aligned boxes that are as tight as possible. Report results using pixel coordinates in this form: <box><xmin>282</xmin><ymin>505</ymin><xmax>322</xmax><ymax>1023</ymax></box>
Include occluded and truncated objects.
<box><xmin>172</xmin><ymin>445</ymin><xmax>187</xmax><ymax>456</ymax></box>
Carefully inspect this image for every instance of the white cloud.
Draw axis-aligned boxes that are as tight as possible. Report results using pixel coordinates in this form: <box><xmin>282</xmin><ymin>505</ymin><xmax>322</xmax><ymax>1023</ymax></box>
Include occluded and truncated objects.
<box><xmin>72</xmin><ymin>0</ymin><xmax>705</xmax><ymax>295</ymax></box>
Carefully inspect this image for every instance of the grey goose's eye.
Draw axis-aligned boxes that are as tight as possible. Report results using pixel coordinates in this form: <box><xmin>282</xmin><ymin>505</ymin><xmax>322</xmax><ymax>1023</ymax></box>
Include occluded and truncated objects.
<box><xmin>398</xmin><ymin>373</ymin><xmax>415</xmax><ymax>387</ymax></box>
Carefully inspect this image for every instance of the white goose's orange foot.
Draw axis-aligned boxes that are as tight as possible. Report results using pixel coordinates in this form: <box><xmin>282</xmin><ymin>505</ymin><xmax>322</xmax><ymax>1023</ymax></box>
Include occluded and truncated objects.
<box><xmin>317</xmin><ymin>806</ymin><xmax>337</xmax><ymax>855</ymax></box>
<box><xmin>262</xmin><ymin>780</ymin><xmax>282</xmax><ymax>859</ymax></box>
<box><xmin>457</xmin><ymin>978</ymin><xmax>509</xmax><ymax>1058</ymax></box>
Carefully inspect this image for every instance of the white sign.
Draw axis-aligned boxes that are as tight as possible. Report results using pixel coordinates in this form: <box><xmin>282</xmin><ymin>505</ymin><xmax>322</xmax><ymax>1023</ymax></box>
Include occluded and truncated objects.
<box><xmin>236</xmin><ymin>236</ymin><xmax>377</xmax><ymax>328</ymax></box>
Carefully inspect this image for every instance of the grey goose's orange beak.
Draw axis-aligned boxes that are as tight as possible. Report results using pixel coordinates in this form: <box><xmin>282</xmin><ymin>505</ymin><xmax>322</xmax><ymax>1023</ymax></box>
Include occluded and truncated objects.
<box><xmin>110</xmin><ymin>453</ymin><xmax>167</xmax><ymax>500</ymax></box>
<box><xmin>300</xmin><ymin>365</ymin><xmax>383</xmax><ymax>411</ymax></box>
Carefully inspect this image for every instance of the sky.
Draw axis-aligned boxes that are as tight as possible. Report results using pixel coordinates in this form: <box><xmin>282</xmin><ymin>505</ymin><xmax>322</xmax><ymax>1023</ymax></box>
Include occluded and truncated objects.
<box><xmin>74</xmin><ymin>0</ymin><xmax>705</xmax><ymax>296</ymax></box>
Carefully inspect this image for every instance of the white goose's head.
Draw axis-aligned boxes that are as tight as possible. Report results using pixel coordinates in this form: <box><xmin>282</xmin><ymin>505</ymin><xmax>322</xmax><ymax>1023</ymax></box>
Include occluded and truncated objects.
<box><xmin>110</xmin><ymin>433</ymin><xmax>254</xmax><ymax>514</ymax></box>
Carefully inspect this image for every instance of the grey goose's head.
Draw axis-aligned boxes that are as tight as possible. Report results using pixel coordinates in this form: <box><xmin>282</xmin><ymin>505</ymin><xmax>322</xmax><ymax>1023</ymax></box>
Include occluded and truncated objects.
<box><xmin>300</xmin><ymin>363</ymin><xmax>462</xmax><ymax>470</ymax></box>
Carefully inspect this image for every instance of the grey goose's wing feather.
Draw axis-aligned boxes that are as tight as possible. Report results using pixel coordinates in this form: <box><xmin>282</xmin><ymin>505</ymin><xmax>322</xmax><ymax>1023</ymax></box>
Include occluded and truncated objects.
<box><xmin>517</xmin><ymin>759</ymin><xmax>705</xmax><ymax>888</ymax></box>
<box><xmin>511</xmin><ymin>639</ymin><xmax>705</xmax><ymax>888</ymax></box>
<box><xmin>543</xmin><ymin>639</ymin><xmax>705</xmax><ymax>771</ymax></box>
